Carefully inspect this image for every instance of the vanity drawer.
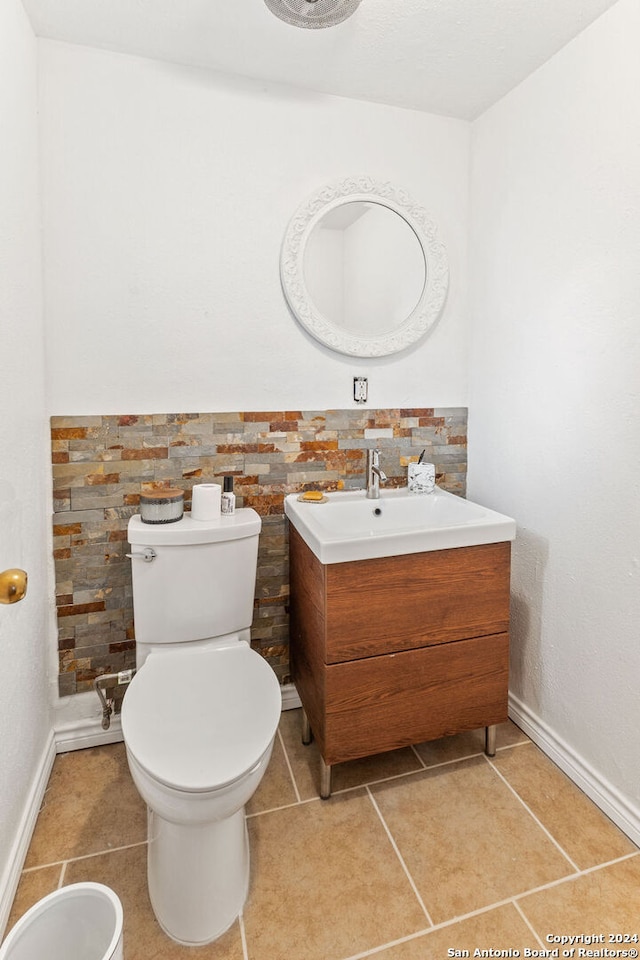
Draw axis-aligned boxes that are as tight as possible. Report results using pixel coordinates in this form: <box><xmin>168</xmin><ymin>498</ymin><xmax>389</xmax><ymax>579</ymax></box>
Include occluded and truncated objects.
<box><xmin>322</xmin><ymin>632</ymin><xmax>509</xmax><ymax>766</ymax></box>
<box><xmin>324</xmin><ymin>542</ymin><xmax>511</xmax><ymax>663</ymax></box>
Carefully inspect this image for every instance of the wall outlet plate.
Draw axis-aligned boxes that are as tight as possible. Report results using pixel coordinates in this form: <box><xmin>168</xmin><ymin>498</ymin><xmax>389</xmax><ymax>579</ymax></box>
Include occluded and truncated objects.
<box><xmin>353</xmin><ymin>376</ymin><xmax>368</xmax><ymax>403</ymax></box>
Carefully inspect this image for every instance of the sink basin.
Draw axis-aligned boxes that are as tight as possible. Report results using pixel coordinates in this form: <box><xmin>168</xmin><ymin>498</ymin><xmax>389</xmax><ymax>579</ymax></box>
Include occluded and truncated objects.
<box><xmin>284</xmin><ymin>487</ymin><xmax>515</xmax><ymax>563</ymax></box>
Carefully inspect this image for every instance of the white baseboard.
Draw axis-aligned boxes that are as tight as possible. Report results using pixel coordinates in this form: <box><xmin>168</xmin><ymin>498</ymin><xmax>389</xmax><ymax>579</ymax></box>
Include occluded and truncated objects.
<box><xmin>53</xmin><ymin>690</ymin><xmax>120</xmax><ymax>753</ymax></box>
<box><xmin>55</xmin><ymin>715</ymin><xmax>124</xmax><ymax>753</ymax></box>
<box><xmin>0</xmin><ymin>731</ymin><xmax>56</xmax><ymax>939</ymax></box>
<box><xmin>509</xmin><ymin>692</ymin><xmax>640</xmax><ymax>847</ymax></box>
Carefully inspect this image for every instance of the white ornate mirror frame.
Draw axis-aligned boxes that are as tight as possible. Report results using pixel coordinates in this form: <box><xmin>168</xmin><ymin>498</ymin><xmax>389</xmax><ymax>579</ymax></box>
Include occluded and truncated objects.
<box><xmin>280</xmin><ymin>176</ymin><xmax>449</xmax><ymax>358</ymax></box>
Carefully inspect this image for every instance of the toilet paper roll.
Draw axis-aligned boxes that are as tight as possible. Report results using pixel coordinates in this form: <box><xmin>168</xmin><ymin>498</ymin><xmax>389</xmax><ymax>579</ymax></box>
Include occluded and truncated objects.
<box><xmin>191</xmin><ymin>483</ymin><xmax>222</xmax><ymax>520</ymax></box>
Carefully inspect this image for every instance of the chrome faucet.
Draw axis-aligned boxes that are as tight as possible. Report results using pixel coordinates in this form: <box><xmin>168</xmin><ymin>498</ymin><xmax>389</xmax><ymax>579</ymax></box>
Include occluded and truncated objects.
<box><xmin>366</xmin><ymin>448</ymin><xmax>387</xmax><ymax>499</ymax></box>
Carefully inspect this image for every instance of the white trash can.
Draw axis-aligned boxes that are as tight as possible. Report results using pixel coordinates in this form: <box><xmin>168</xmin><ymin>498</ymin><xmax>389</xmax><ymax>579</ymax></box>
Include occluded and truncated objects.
<box><xmin>0</xmin><ymin>883</ymin><xmax>123</xmax><ymax>960</ymax></box>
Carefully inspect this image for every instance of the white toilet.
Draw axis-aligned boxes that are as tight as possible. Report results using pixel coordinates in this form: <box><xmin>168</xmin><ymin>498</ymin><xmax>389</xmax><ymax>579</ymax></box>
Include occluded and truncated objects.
<box><xmin>121</xmin><ymin>508</ymin><xmax>281</xmax><ymax>946</ymax></box>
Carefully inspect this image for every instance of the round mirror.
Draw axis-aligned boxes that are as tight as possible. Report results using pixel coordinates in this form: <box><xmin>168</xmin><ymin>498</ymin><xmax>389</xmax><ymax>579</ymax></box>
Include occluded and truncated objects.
<box><xmin>280</xmin><ymin>177</ymin><xmax>449</xmax><ymax>357</ymax></box>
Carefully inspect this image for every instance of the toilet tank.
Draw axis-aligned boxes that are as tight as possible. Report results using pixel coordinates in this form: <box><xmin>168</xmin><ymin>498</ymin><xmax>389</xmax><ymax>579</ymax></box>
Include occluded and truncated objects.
<box><xmin>127</xmin><ymin>509</ymin><xmax>261</xmax><ymax>647</ymax></box>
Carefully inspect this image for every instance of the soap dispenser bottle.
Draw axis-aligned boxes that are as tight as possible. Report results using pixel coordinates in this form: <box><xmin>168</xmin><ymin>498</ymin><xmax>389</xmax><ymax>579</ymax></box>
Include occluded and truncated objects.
<box><xmin>221</xmin><ymin>476</ymin><xmax>236</xmax><ymax>516</ymax></box>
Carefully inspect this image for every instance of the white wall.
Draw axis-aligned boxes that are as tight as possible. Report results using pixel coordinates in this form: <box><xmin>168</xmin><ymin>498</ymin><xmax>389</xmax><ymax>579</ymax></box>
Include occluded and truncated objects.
<box><xmin>0</xmin><ymin>0</ymin><xmax>56</xmax><ymax>933</ymax></box>
<box><xmin>39</xmin><ymin>41</ymin><xmax>470</xmax><ymax>415</ymax></box>
<box><xmin>468</xmin><ymin>0</ymin><xmax>640</xmax><ymax>840</ymax></box>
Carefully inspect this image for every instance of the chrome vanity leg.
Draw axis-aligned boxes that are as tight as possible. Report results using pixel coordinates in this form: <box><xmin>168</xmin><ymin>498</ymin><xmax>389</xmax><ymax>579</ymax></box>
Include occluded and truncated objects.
<box><xmin>301</xmin><ymin>707</ymin><xmax>312</xmax><ymax>746</ymax></box>
<box><xmin>319</xmin><ymin>756</ymin><xmax>332</xmax><ymax>800</ymax></box>
<box><xmin>485</xmin><ymin>724</ymin><xmax>497</xmax><ymax>757</ymax></box>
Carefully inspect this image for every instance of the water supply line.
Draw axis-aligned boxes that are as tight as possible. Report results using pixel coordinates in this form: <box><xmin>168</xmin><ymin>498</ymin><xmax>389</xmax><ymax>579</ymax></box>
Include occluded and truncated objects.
<box><xmin>94</xmin><ymin>669</ymin><xmax>136</xmax><ymax>730</ymax></box>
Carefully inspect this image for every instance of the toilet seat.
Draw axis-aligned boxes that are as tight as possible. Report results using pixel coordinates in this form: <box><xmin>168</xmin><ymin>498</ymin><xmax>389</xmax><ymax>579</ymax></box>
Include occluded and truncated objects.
<box><xmin>121</xmin><ymin>644</ymin><xmax>281</xmax><ymax>793</ymax></box>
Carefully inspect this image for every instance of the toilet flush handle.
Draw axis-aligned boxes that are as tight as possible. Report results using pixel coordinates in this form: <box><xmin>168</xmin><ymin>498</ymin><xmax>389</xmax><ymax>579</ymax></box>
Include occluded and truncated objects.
<box><xmin>125</xmin><ymin>548</ymin><xmax>157</xmax><ymax>563</ymax></box>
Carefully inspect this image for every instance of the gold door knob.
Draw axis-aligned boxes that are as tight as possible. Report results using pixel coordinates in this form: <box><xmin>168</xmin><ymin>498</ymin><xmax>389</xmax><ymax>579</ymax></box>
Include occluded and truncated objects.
<box><xmin>0</xmin><ymin>569</ymin><xmax>28</xmax><ymax>604</ymax></box>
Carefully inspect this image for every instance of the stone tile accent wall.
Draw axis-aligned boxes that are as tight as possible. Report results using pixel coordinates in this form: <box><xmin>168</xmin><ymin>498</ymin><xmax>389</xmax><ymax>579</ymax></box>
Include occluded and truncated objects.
<box><xmin>50</xmin><ymin>408</ymin><xmax>467</xmax><ymax>697</ymax></box>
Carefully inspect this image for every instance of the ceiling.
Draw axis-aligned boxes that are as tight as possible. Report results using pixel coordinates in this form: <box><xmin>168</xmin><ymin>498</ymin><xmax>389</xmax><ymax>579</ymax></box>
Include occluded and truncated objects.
<box><xmin>22</xmin><ymin>0</ymin><xmax>620</xmax><ymax>120</ymax></box>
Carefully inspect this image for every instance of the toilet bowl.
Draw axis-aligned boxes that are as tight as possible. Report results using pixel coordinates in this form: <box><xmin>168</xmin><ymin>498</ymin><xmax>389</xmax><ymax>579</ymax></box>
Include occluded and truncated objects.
<box><xmin>0</xmin><ymin>883</ymin><xmax>123</xmax><ymax>960</ymax></box>
<box><xmin>121</xmin><ymin>641</ymin><xmax>281</xmax><ymax>945</ymax></box>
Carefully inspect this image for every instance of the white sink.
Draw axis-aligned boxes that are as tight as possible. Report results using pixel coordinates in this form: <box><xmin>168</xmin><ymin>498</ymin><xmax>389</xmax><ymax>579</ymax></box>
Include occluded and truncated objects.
<box><xmin>284</xmin><ymin>487</ymin><xmax>516</xmax><ymax>564</ymax></box>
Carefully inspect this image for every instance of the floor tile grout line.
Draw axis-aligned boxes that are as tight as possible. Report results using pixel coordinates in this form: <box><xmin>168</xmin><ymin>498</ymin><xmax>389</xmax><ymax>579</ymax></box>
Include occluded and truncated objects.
<box><xmin>339</xmin><ymin>891</ymin><xmax>551</xmax><ymax>960</ymax></box>
<box><xmin>22</xmin><ymin>838</ymin><xmax>148</xmax><ymax>873</ymax></box>
<box><xmin>339</xmin><ymin>925</ymin><xmax>433</xmax><ymax>960</ymax></box>
<box><xmin>248</xmin><ymin>759</ymin><xmax>439</xmax><ymax>818</ymax></box>
<box><xmin>335</xmin><ymin>737</ymin><xmax>533</xmax><ymax>787</ymax></box>
<box><xmin>497</xmin><ymin>738</ymin><xmax>534</xmax><ymax>752</ymax></box>
<box><xmin>341</xmin><ymin>896</ymin><xmax>534</xmax><ymax>959</ymax></box>
<box><xmin>426</xmin><ymin>897</ymin><xmax>540</xmax><ymax>935</ymax></box>
<box><xmin>409</xmin><ymin>744</ymin><xmax>427</xmax><ymax>769</ymax></box>
<box><xmin>248</xmin><ymin>747</ymin><xmax>476</xmax><ymax>818</ymax></box>
<box><xmin>398</xmin><ymin>746</ymin><xmax>524</xmax><ymax>778</ymax></box>
<box><xmin>328</xmin><ymin>746</ymin><xmax>512</xmax><ymax>792</ymax></box>
<box><xmin>246</xmin><ymin>793</ymin><xmax>319</xmax><ymax>819</ymax></box>
<box><xmin>512</xmin><ymin>898</ymin><xmax>545</xmax><ymax>948</ymax></box>
<box><xmin>402</xmin><ymin>893</ymin><xmax>552</xmax><ymax>943</ymax></box>
<box><xmin>365</xmin><ymin>785</ymin><xmax>434</xmax><ymax>928</ymax></box>
<box><xmin>277</xmin><ymin>726</ymin><xmax>302</xmax><ymax>804</ymax></box>
<box><xmin>484</xmin><ymin>754</ymin><xmax>582</xmax><ymax>872</ymax></box>
<box><xmin>408</xmin><ymin>736</ymin><xmax>530</xmax><ymax>770</ymax></box>
<box><xmin>56</xmin><ymin>861</ymin><xmax>67</xmax><ymax>890</ymax></box>
<box><xmin>239</xmin><ymin>911</ymin><xmax>249</xmax><ymax>960</ymax></box>
<box><xmin>334</xmin><ymin>748</ymin><xmax>496</xmax><ymax>796</ymax></box>
<box><xmin>330</xmin><ymin>764</ymin><xmax>438</xmax><ymax>795</ymax></box>
<box><xmin>511</xmin><ymin>849</ymin><xmax>640</xmax><ymax>904</ymax></box>
<box><xmin>340</xmin><ymin>852</ymin><xmax>640</xmax><ymax>960</ymax></box>
<box><xmin>248</xmin><ymin>749</ymin><xmax>494</xmax><ymax>818</ymax></box>
<box><xmin>249</xmin><ymin>738</ymin><xmax>537</xmax><ymax>820</ymax></box>
<box><xmin>413</xmin><ymin>750</ymin><xmax>485</xmax><ymax>771</ymax></box>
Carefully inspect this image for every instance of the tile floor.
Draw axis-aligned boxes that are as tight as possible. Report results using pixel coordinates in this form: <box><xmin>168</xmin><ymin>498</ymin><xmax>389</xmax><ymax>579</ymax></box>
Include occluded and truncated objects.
<box><xmin>4</xmin><ymin>710</ymin><xmax>639</xmax><ymax>960</ymax></box>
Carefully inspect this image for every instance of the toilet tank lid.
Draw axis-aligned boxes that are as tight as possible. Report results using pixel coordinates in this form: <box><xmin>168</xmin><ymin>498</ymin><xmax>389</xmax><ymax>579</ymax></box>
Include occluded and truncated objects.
<box><xmin>128</xmin><ymin>508</ymin><xmax>261</xmax><ymax>545</ymax></box>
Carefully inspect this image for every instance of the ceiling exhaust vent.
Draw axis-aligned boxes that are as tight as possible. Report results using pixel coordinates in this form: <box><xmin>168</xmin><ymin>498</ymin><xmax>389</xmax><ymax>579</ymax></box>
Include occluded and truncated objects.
<box><xmin>263</xmin><ymin>0</ymin><xmax>361</xmax><ymax>29</ymax></box>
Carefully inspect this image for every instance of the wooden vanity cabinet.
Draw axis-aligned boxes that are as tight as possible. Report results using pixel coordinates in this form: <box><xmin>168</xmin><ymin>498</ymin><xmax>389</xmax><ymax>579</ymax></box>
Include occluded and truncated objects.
<box><xmin>288</xmin><ymin>524</ymin><xmax>511</xmax><ymax>769</ymax></box>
